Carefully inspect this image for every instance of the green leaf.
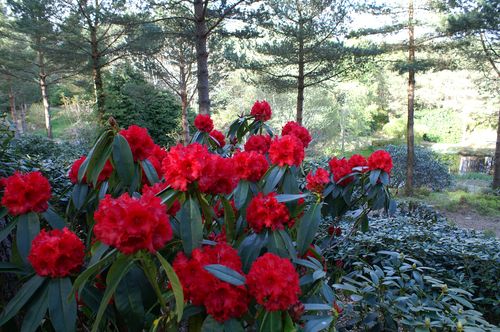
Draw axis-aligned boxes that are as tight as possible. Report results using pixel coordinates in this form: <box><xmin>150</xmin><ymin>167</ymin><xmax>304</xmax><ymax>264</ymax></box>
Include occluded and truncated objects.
<box><xmin>141</xmin><ymin>159</ymin><xmax>159</xmax><ymax>185</ymax></box>
<box><xmin>296</xmin><ymin>201</ymin><xmax>322</xmax><ymax>256</ymax></box>
<box><xmin>275</xmin><ymin>193</ymin><xmax>308</xmax><ymax>203</ymax></box>
<box><xmin>179</xmin><ymin>198</ymin><xmax>203</xmax><ymax>256</ymax></box>
<box><xmin>72</xmin><ymin>250</ymin><xmax>116</xmax><ymax>296</ymax></box>
<box><xmin>224</xmin><ymin>319</ymin><xmax>244</xmax><ymax>332</ymax></box>
<box><xmin>234</xmin><ymin>180</ymin><xmax>249</xmax><ymax>210</ymax></box>
<box><xmin>48</xmin><ymin>277</ymin><xmax>77</xmax><ymax>332</ymax></box>
<box><xmin>156</xmin><ymin>252</ymin><xmax>184</xmax><ymax>322</ymax></box>
<box><xmin>360</xmin><ymin>214</ymin><xmax>369</xmax><ymax>232</ymax></box>
<box><xmin>0</xmin><ymin>262</ymin><xmax>25</xmax><ymax>274</ymax></box>
<box><xmin>0</xmin><ymin>217</ymin><xmax>18</xmax><ymax>243</ymax></box>
<box><xmin>260</xmin><ymin>310</ymin><xmax>282</xmax><ymax>332</ymax></box>
<box><xmin>112</xmin><ymin>134</ymin><xmax>135</xmax><ymax>186</ymax></box>
<box><xmin>204</xmin><ymin>264</ymin><xmax>246</xmax><ymax>286</ymax></box>
<box><xmin>263</xmin><ymin>166</ymin><xmax>286</xmax><ymax>194</ymax></box>
<box><xmin>201</xmin><ymin>315</ymin><xmax>224</xmax><ymax>332</ymax></box>
<box><xmin>303</xmin><ymin>316</ymin><xmax>333</xmax><ymax>332</ymax></box>
<box><xmin>0</xmin><ymin>275</ymin><xmax>45</xmax><ymax>326</ymax></box>
<box><xmin>16</xmin><ymin>213</ymin><xmax>40</xmax><ymax>263</ymax></box>
<box><xmin>221</xmin><ymin>197</ymin><xmax>236</xmax><ymax>242</ymax></box>
<box><xmin>238</xmin><ymin>233</ymin><xmax>268</xmax><ymax>273</ymax></box>
<box><xmin>115</xmin><ymin>266</ymin><xmax>146</xmax><ymax>332</ymax></box>
<box><xmin>20</xmin><ymin>281</ymin><xmax>48</xmax><ymax>332</ymax></box>
<box><xmin>42</xmin><ymin>205</ymin><xmax>66</xmax><ymax>229</ymax></box>
<box><xmin>0</xmin><ymin>207</ymin><xmax>7</xmax><ymax>219</ymax></box>
<box><xmin>79</xmin><ymin>130</ymin><xmax>114</xmax><ymax>183</ymax></box>
<box><xmin>72</xmin><ymin>184</ymin><xmax>89</xmax><ymax>210</ymax></box>
<box><xmin>277</xmin><ymin>229</ymin><xmax>297</xmax><ymax>259</ymax></box>
<box><xmin>92</xmin><ymin>255</ymin><xmax>135</xmax><ymax>332</ymax></box>
<box><xmin>304</xmin><ymin>303</ymin><xmax>332</xmax><ymax>311</ymax></box>
<box><xmin>369</xmin><ymin>169</ymin><xmax>381</xmax><ymax>186</ymax></box>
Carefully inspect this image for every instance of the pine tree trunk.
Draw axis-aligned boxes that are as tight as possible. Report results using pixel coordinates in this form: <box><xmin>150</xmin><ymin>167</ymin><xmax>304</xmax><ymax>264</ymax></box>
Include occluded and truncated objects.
<box><xmin>90</xmin><ymin>25</ymin><xmax>105</xmax><ymax>120</ymax></box>
<box><xmin>194</xmin><ymin>0</ymin><xmax>210</xmax><ymax>115</ymax></box>
<box><xmin>405</xmin><ymin>0</ymin><xmax>415</xmax><ymax>196</ymax></box>
<box><xmin>181</xmin><ymin>91</ymin><xmax>190</xmax><ymax>144</ymax></box>
<box><xmin>38</xmin><ymin>50</ymin><xmax>52</xmax><ymax>139</ymax></box>
<box><xmin>493</xmin><ymin>109</ymin><xmax>500</xmax><ymax>188</ymax></box>
<box><xmin>296</xmin><ymin>28</ymin><xmax>305</xmax><ymax>125</ymax></box>
<box><xmin>21</xmin><ymin>104</ymin><xmax>27</xmax><ymax>134</ymax></box>
<box><xmin>8</xmin><ymin>86</ymin><xmax>17</xmax><ymax>127</ymax></box>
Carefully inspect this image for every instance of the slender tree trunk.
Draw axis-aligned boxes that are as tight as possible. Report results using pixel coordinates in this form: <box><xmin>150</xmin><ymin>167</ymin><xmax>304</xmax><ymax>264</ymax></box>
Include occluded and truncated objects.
<box><xmin>493</xmin><ymin>109</ymin><xmax>500</xmax><ymax>188</ymax></box>
<box><xmin>21</xmin><ymin>104</ymin><xmax>27</xmax><ymax>134</ymax></box>
<box><xmin>194</xmin><ymin>0</ymin><xmax>210</xmax><ymax>115</ymax></box>
<box><xmin>181</xmin><ymin>91</ymin><xmax>190</xmax><ymax>144</ymax></box>
<box><xmin>90</xmin><ymin>26</ymin><xmax>105</xmax><ymax>120</ymax></box>
<box><xmin>296</xmin><ymin>25</ymin><xmax>305</xmax><ymax>125</ymax></box>
<box><xmin>38</xmin><ymin>49</ymin><xmax>52</xmax><ymax>139</ymax></box>
<box><xmin>405</xmin><ymin>0</ymin><xmax>415</xmax><ymax>196</ymax></box>
<box><xmin>8</xmin><ymin>86</ymin><xmax>17</xmax><ymax>128</ymax></box>
<box><xmin>340</xmin><ymin>108</ymin><xmax>345</xmax><ymax>154</ymax></box>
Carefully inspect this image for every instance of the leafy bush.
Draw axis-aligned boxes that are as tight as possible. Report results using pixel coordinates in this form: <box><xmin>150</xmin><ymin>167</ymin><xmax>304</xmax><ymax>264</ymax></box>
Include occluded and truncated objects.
<box><xmin>321</xmin><ymin>202</ymin><xmax>500</xmax><ymax>325</ymax></box>
<box><xmin>104</xmin><ymin>66</ymin><xmax>182</xmax><ymax>147</ymax></box>
<box><xmin>0</xmin><ymin>104</ymin><xmax>394</xmax><ymax>331</ymax></box>
<box><xmin>385</xmin><ymin>144</ymin><xmax>452</xmax><ymax>191</ymax></box>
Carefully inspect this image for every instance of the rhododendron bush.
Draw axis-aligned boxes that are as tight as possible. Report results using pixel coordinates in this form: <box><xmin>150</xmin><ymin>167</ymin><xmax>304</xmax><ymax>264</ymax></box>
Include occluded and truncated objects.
<box><xmin>0</xmin><ymin>101</ymin><xmax>394</xmax><ymax>332</ymax></box>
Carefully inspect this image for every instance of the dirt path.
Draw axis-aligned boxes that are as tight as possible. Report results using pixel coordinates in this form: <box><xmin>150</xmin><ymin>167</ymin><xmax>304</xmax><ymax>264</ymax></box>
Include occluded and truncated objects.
<box><xmin>443</xmin><ymin>210</ymin><xmax>500</xmax><ymax>237</ymax></box>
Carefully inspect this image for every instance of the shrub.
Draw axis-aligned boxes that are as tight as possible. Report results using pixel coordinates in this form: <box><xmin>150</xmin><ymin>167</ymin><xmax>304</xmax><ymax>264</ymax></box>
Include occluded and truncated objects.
<box><xmin>384</xmin><ymin>144</ymin><xmax>452</xmax><ymax>191</ymax></box>
<box><xmin>0</xmin><ymin>101</ymin><xmax>395</xmax><ymax>332</ymax></box>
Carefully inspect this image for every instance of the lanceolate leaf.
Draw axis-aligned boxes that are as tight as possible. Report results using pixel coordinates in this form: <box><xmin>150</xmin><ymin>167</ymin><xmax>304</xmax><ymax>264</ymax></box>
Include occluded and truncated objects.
<box><xmin>16</xmin><ymin>213</ymin><xmax>40</xmax><ymax>263</ymax></box>
<box><xmin>156</xmin><ymin>252</ymin><xmax>184</xmax><ymax>322</ymax></box>
<box><xmin>275</xmin><ymin>193</ymin><xmax>308</xmax><ymax>203</ymax></box>
<box><xmin>296</xmin><ymin>201</ymin><xmax>322</xmax><ymax>256</ymax></box>
<box><xmin>238</xmin><ymin>233</ymin><xmax>268</xmax><ymax>273</ymax></box>
<box><xmin>179</xmin><ymin>198</ymin><xmax>203</xmax><ymax>256</ymax></box>
<box><xmin>201</xmin><ymin>315</ymin><xmax>224</xmax><ymax>332</ymax></box>
<box><xmin>141</xmin><ymin>159</ymin><xmax>159</xmax><ymax>185</ymax></box>
<box><xmin>71</xmin><ymin>184</ymin><xmax>89</xmax><ymax>210</ymax></box>
<box><xmin>72</xmin><ymin>249</ymin><xmax>117</xmax><ymax>296</ymax></box>
<box><xmin>0</xmin><ymin>217</ymin><xmax>18</xmax><ymax>243</ymax></box>
<box><xmin>204</xmin><ymin>264</ymin><xmax>246</xmax><ymax>286</ymax></box>
<box><xmin>221</xmin><ymin>197</ymin><xmax>236</xmax><ymax>242</ymax></box>
<box><xmin>234</xmin><ymin>180</ymin><xmax>249</xmax><ymax>210</ymax></box>
<box><xmin>0</xmin><ymin>275</ymin><xmax>45</xmax><ymax>326</ymax></box>
<box><xmin>48</xmin><ymin>277</ymin><xmax>77</xmax><ymax>332</ymax></box>
<box><xmin>20</xmin><ymin>281</ymin><xmax>48</xmax><ymax>332</ymax></box>
<box><xmin>78</xmin><ymin>129</ymin><xmax>114</xmax><ymax>183</ymax></box>
<box><xmin>259</xmin><ymin>310</ymin><xmax>282</xmax><ymax>332</ymax></box>
<box><xmin>112</xmin><ymin>134</ymin><xmax>135</xmax><ymax>186</ymax></box>
<box><xmin>303</xmin><ymin>316</ymin><xmax>333</xmax><ymax>332</ymax></box>
<box><xmin>42</xmin><ymin>205</ymin><xmax>66</xmax><ymax>229</ymax></box>
<box><xmin>115</xmin><ymin>266</ymin><xmax>146</xmax><ymax>332</ymax></box>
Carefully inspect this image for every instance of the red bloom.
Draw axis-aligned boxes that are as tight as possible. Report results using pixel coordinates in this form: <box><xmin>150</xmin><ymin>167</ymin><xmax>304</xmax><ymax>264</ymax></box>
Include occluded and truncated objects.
<box><xmin>173</xmin><ymin>243</ymin><xmax>249</xmax><ymax>322</ymax></box>
<box><xmin>281</xmin><ymin>121</ymin><xmax>312</xmax><ymax>148</ymax></box>
<box><xmin>119</xmin><ymin>125</ymin><xmax>156</xmax><ymax>161</ymax></box>
<box><xmin>328</xmin><ymin>226</ymin><xmax>342</xmax><ymax>237</ymax></box>
<box><xmin>194</xmin><ymin>114</ymin><xmax>214</xmax><ymax>132</ymax></box>
<box><xmin>348</xmin><ymin>154</ymin><xmax>368</xmax><ymax>171</ymax></box>
<box><xmin>199</xmin><ymin>155</ymin><xmax>239</xmax><ymax>195</ymax></box>
<box><xmin>210</xmin><ymin>130</ymin><xmax>226</xmax><ymax>148</ymax></box>
<box><xmin>368</xmin><ymin>150</ymin><xmax>393</xmax><ymax>174</ymax></box>
<box><xmin>214</xmin><ymin>199</ymin><xmax>237</xmax><ymax>218</ymax></box>
<box><xmin>244</xmin><ymin>135</ymin><xmax>271</xmax><ymax>154</ymax></box>
<box><xmin>328</xmin><ymin>157</ymin><xmax>353</xmax><ymax>186</ymax></box>
<box><xmin>233</xmin><ymin>151</ymin><xmax>269</xmax><ymax>182</ymax></box>
<box><xmin>246</xmin><ymin>193</ymin><xmax>291</xmax><ymax>233</ymax></box>
<box><xmin>269</xmin><ymin>135</ymin><xmax>305</xmax><ymax>167</ymax></box>
<box><xmin>94</xmin><ymin>192</ymin><xmax>172</xmax><ymax>255</ymax></box>
<box><xmin>250</xmin><ymin>100</ymin><xmax>272</xmax><ymax>122</ymax></box>
<box><xmin>69</xmin><ymin>156</ymin><xmax>113</xmax><ymax>184</ymax></box>
<box><xmin>167</xmin><ymin>200</ymin><xmax>181</xmax><ymax>216</ymax></box>
<box><xmin>1</xmin><ymin>171</ymin><xmax>51</xmax><ymax>216</ymax></box>
<box><xmin>145</xmin><ymin>145</ymin><xmax>169</xmax><ymax>182</ymax></box>
<box><xmin>162</xmin><ymin>143</ymin><xmax>210</xmax><ymax>191</ymax></box>
<box><xmin>247</xmin><ymin>253</ymin><xmax>301</xmax><ymax>311</ymax></box>
<box><xmin>28</xmin><ymin>228</ymin><xmax>85</xmax><ymax>278</ymax></box>
<box><xmin>289</xmin><ymin>301</ymin><xmax>305</xmax><ymax>322</ymax></box>
<box><xmin>306</xmin><ymin>167</ymin><xmax>330</xmax><ymax>193</ymax></box>
<box><xmin>141</xmin><ymin>181</ymin><xmax>168</xmax><ymax>196</ymax></box>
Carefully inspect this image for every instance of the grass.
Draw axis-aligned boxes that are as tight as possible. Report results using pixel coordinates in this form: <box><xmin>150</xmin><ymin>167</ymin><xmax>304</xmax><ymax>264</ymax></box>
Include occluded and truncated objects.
<box><xmin>32</xmin><ymin>106</ymin><xmax>78</xmax><ymax>139</ymax></box>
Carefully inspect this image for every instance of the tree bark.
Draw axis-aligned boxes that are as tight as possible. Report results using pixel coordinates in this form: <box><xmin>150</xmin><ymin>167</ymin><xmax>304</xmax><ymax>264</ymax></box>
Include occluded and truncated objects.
<box><xmin>8</xmin><ymin>85</ymin><xmax>18</xmax><ymax>132</ymax></box>
<box><xmin>405</xmin><ymin>0</ymin><xmax>415</xmax><ymax>196</ymax></box>
<box><xmin>493</xmin><ymin>109</ymin><xmax>500</xmax><ymax>188</ymax></box>
<box><xmin>20</xmin><ymin>104</ymin><xmax>27</xmax><ymax>134</ymax></box>
<box><xmin>181</xmin><ymin>91</ymin><xmax>190</xmax><ymax>144</ymax></box>
<box><xmin>90</xmin><ymin>25</ymin><xmax>105</xmax><ymax>120</ymax></box>
<box><xmin>296</xmin><ymin>23</ymin><xmax>305</xmax><ymax>125</ymax></box>
<box><xmin>194</xmin><ymin>0</ymin><xmax>210</xmax><ymax>115</ymax></box>
<box><xmin>38</xmin><ymin>49</ymin><xmax>52</xmax><ymax>139</ymax></box>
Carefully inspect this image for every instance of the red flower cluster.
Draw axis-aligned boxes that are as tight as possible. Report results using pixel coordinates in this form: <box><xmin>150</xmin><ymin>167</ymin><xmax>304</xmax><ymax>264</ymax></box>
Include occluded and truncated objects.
<box><xmin>162</xmin><ymin>143</ymin><xmax>210</xmax><ymax>191</ymax></box>
<box><xmin>368</xmin><ymin>150</ymin><xmax>393</xmax><ymax>174</ymax></box>
<box><xmin>246</xmin><ymin>193</ymin><xmax>291</xmax><ymax>233</ymax></box>
<box><xmin>93</xmin><ymin>193</ymin><xmax>172</xmax><ymax>254</ymax></box>
<box><xmin>348</xmin><ymin>154</ymin><xmax>368</xmax><ymax>171</ymax></box>
<box><xmin>194</xmin><ymin>114</ymin><xmax>214</xmax><ymax>132</ymax></box>
<box><xmin>233</xmin><ymin>151</ymin><xmax>268</xmax><ymax>182</ymax></box>
<box><xmin>199</xmin><ymin>155</ymin><xmax>239</xmax><ymax>195</ymax></box>
<box><xmin>328</xmin><ymin>157</ymin><xmax>353</xmax><ymax>186</ymax></box>
<box><xmin>28</xmin><ymin>228</ymin><xmax>85</xmax><ymax>278</ymax></box>
<box><xmin>69</xmin><ymin>156</ymin><xmax>113</xmax><ymax>184</ymax></box>
<box><xmin>328</xmin><ymin>226</ymin><xmax>342</xmax><ymax>237</ymax></box>
<box><xmin>250</xmin><ymin>100</ymin><xmax>272</xmax><ymax>122</ymax></box>
<box><xmin>1</xmin><ymin>171</ymin><xmax>51</xmax><ymax>216</ymax></box>
<box><xmin>247</xmin><ymin>253</ymin><xmax>301</xmax><ymax>311</ymax></box>
<box><xmin>281</xmin><ymin>121</ymin><xmax>312</xmax><ymax>148</ymax></box>
<box><xmin>141</xmin><ymin>181</ymin><xmax>168</xmax><ymax>197</ymax></box>
<box><xmin>173</xmin><ymin>243</ymin><xmax>249</xmax><ymax>322</ymax></box>
<box><xmin>210</xmin><ymin>130</ymin><xmax>226</xmax><ymax>148</ymax></box>
<box><xmin>119</xmin><ymin>125</ymin><xmax>156</xmax><ymax>161</ymax></box>
<box><xmin>269</xmin><ymin>135</ymin><xmax>305</xmax><ymax>167</ymax></box>
<box><xmin>214</xmin><ymin>199</ymin><xmax>237</xmax><ymax>218</ymax></box>
<box><xmin>244</xmin><ymin>135</ymin><xmax>271</xmax><ymax>154</ymax></box>
<box><xmin>306</xmin><ymin>167</ymin><xmax>330</xmax><ymax>193</ymax></box>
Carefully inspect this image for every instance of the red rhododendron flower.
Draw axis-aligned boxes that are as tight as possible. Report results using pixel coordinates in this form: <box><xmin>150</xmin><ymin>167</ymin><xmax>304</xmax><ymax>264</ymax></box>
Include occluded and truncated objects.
<box><xmin>69</xmin><ymin>156</ymin><xmax>113</xmax><ymax>184</ymax></box>
<box><xmin>141</xmin><ymin>181</ymin><xmax>168</xmax><ymax>196</ymax></box>
<box><xmin>247</xmin><ymin>253</ymin><xmax>301</xmax><ymax>311</ymax></box>
<box><xmin>269</xmin><ymin>135</ymin><xmax>304</xmax><ymax>167</ymax></box>
<box><xmin>281</xmin><ymin>121</ymin><xmax>312</xmax><ymax>148</ymax></box>
<box><xmin>194</xmin><ymin>114</ymin><xmax>214</xmax><ymax>132</ymax></box>
<box><xmin>306</xmin><ymin>167</ymin><xmax>330</xmax><ymax>193</ymax></box>
<box><xmin>173</xmin><ymin>243</ymin><xmax>249</xmax><ymax>322</ymax></box>
<box><xmin>214</xmin><ymin>199</ymin><xmax>237</xmax><ymax>218</ymax></box>
<box><xmin>210</xmin><ymin>130</ymin><xmax>226</xmax><ymax>148</ymax></box>
<box><xmin>348</xmin><ymin>154</ymin><xmax>368</xmax><ymax>171</ymax></box>
<box><xmin>250</xmin><ymin>100</ymin><xmax>272</xmax><ymax>122</ymax></box>
<box><xmin>233</xmin><ymin>151</ymin><xmax>268</xmax><ymax>182</ymax></box>
<box><xmin>1</xmin><ymin>171</ymin><xmax>51</xmax><ymax>216</ymax></box>
<box><xmin>28</xmin><ymin>227</ymin><xmax>85</xmax><ymax>278</ymax></box>
<box><xmin>167</xmin><ymin>200</ymin><xmax>181</xmax><ymax>216</ymax></box>
<box><xmin>94</xmin><ymin>192</ymin><xmax>172</xmax><ymax>254</ymax></box>
<box><xmin>162</xmin><ymin>143</ymin><xmax>210</xmax><ymax>191</ymax></box>
<box><xmin>289</xmin><ymin>301</ymin><xmax>305</xmax><ymax>322</ymax></box>
<box><xmin>246</xmin><ymin>193</ymin><xmax>292</xmax><ymax>233</ymax></box>
<box><xmin>368</xmin><ymin>150</ymin><xmax>393</xmax><ymax>174</ymax></box>
<box><xmin>328</xmin><ymin>226</ymin><xmax>342</xmax><ymax>237</ymax></box>
<box><xmin>244</xmin><ymin>135</ymin><xmax>271</xmax><ymax>154</ymax></box>
<box><xmin>328</xmin><ymin>157</ymin><xmax>353</xmax><ymax>186</ymax></box>
<box><xmin>199</xmin><ymin>155</ymin><xmax>239</xmax><ymax>195</ymax></box>
<box><xmin>208</xmin><ymin>229</ymin><xmax>227</xmax><ymax>243</ymax></box>
<box><xmin>119</xmin><ymin>125</ymin><xmax>156</xmax><ymax>161</ymax></box>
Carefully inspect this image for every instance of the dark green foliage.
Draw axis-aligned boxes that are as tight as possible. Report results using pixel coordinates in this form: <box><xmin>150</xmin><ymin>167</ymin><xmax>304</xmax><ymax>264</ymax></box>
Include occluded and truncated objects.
<box><xmin>104</xmin><ymin>67</ymin><xmax>181</xmax><ymax>147</ymax></box>
<box><xmin>384</xmin><ymin>144</ymin><xmax>452</xmax><ymax>190</ymax></box>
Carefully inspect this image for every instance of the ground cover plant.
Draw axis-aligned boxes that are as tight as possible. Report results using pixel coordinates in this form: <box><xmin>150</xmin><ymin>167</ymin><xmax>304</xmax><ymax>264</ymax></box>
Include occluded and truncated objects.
<box><xmin>0</xmin><ymin>101</ymin><xmax>397</xmax><ymax>332</ymax></box>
